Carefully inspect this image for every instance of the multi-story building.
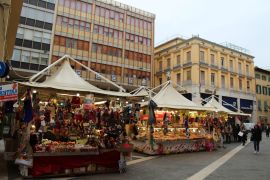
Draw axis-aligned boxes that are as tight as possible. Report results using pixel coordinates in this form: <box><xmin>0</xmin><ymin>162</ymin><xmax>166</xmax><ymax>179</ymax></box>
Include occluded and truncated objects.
<box><xmin>52</xmin><ymin>0</ymin><xmax>154</xmax><ymax>91</ymax></box>
<box><xmin>255</xmin><ymin>67</ymin><xmax>270</xmax><ymax>125</ymax></box>
<box><xmin>10</xmin><ymin>0</ymin><xmax>56</xmax><ymax>78</ymax></box>
<box><xmin>10</xmin><ymin>0</ymin><xmax>155</xmax><ymax>91</ymax></box>
<box><xmin>154</xmin><ymin>36</ymin><xmax>257</xmax><ymax>122</ymax></box>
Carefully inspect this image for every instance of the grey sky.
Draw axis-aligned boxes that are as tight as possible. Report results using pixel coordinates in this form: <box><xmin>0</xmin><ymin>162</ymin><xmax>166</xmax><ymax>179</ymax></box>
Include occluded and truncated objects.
<box><xmin>117</xmin><ymin>0</ymin><xmax>270</xmax><ymax>68</ymax></box>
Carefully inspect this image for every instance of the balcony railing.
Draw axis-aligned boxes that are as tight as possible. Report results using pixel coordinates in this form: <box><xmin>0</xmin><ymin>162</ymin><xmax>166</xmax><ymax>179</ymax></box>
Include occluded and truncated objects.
<box><xmin>173</xmin><ymin>64</ymin><xmax>182</xmax><ymax>70</ymax></box>
<box><xmin>199</xmin><ymin>60</ymin><xmax>208</xmax><ymax>67</ymax></box>
<box><xmin>221</xmin><ymin>67</ymin><xmax>228</xmax><ymax>72</ymax></box>
<box><xmin>210</xmin><ymin>64</ymin><xmax>219</xmax><ymax>69</ymax></box>
<box><xmin>183</xmin><ymin>61</ymin><xmax>192</xmax><ymax>67</ymax></box>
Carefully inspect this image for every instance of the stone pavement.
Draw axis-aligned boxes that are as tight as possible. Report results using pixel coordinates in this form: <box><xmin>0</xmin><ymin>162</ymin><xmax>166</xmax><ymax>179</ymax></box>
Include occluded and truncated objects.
<box><xmin>206</xmin><ymin>134</ymin><xmax>270</xmax><ymax>180</ymax></box>
<box><xmin>1</xmin><ymin>134</ymin><xmax>270</xmax><ymax>180</ymax></box>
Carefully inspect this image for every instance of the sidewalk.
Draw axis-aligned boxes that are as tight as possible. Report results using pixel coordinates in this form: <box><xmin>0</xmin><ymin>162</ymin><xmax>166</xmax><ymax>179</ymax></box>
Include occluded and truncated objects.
<box><xmin>206</xmin><ymin>132</ymin><xmax>270</xmax><ymax>180</ymax></box>
<box><xmin>0</xmin><ymin>140</ymin><xmax>8</xmax><ymax>180</ymax></box>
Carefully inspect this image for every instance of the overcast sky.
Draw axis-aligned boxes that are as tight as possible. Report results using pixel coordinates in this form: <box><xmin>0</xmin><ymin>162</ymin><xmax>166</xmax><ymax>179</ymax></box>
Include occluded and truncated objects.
<box><xmin>117</xmin><ymin>0</ymin><xmax>270</xmax><ymax>68</ymax></box>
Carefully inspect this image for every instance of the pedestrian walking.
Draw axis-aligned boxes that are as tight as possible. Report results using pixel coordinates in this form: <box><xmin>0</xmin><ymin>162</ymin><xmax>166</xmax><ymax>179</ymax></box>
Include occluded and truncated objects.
<box><xmin>251</xmin><ymin>124</ymin><xmax>262</xmax><ymax>154</ymax></box>
<box><xmin>265</xmin><ymin>125</ymin><xmax>269</xmax><ymax>138</ymax></box>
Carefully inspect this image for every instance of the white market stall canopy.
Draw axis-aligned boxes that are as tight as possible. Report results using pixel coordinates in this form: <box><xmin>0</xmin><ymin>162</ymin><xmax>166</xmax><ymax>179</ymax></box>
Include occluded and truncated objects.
<box><xmin>129</xmin><ymin>86</ymin><xmax>153</xmax><ymax>97</ymax></box>
<box><xmin>203</xmin><ymin>96</ymin><xmax>251</xmax><ymax>116</ymax></box>
<box><xmin>150</xmin><ymin>81</ymin><xmax>208</xmax><ymax>110</ymax></box>
<box><xmin>19</xmin><ymin>55</ymin><xmax>131</xmax><ymax>97</ymax></box>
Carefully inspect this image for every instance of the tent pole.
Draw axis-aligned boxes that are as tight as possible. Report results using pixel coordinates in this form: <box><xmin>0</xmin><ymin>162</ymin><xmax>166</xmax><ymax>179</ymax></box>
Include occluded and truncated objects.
<box><xmin>67</xmin><ymin>55</ymin><xmax>126</xmax><ymax>92</ymax></box>
<box><xmin>30</xmin><ymin>55</ymin><xmax>68</xmax><ymax>83</ymax></box>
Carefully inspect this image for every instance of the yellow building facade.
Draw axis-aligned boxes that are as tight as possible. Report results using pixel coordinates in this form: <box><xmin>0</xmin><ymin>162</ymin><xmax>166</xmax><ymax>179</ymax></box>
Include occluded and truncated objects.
<box><xmin>154</xmin><ymin>36</ymin><xmax>256</xmax><ymax>122</ymax></box>
<box><xmin>255</xmin><ymin>67</ymin><xmax>270</xmax><ymax>125</ymax></box>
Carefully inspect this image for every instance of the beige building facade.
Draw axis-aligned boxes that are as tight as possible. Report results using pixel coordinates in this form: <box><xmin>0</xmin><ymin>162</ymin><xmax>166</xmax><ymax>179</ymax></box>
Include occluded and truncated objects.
<box><xmin>255</xmin><ymin>67</ymin><xmax>270</xmax><ymax>125</ymax></box>
<box><xmin>9</xmin><ymin>0</ymin><xmax>155</xmax><ymax>91</ymax></box>
<box><xmin>154</xmin><ymin>36</ymin><xmax>256</xmax><ymax>122</ymax></box>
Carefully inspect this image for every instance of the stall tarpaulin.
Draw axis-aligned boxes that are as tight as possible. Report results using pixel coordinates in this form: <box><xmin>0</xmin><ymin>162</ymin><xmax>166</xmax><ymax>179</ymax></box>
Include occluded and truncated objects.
<box><xmin>18</xmin><ymin>60</ymin><xmax>130</xmax><ymax>97</ymax></box>
<box><xmin>0</xmin><ymin>83</ymin><xmax>18</xmax><ymax>102</ymax></box>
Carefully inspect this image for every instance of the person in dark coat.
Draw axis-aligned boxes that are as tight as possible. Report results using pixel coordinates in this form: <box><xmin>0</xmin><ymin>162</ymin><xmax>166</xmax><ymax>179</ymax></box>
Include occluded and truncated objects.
<box><xmin>265</xmin><ymin>125</ymin><xmax>270</xmax><ymax>138</ymax></box>
<box><xmin>251</xmin><ymin>124</ymin><xmax>262</xmax><ymax>154</ymax></box>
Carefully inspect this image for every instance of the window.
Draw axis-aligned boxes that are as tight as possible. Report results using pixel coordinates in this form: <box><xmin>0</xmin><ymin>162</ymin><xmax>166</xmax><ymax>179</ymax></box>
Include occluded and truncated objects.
<box><xmin>41</xmin><ymin>57</ymin><xmax>48</xmax><ymax>65</ymax></box>
<box><xmin>199</xmin><ymin>51</ymin><xmax>204</xmax><ymax>62</ymax></box>
<box><xmin>258</xmin><ymin>99</ymin><xmax>261</xmax><ymax>111</ymax></box>
<box><xmin>22</xmin><ymin>51</ymin><xmax>30</xmax><ymax>62</ymax></box>
<box><xmin>66</xmin><ymin>38</ymin><xmax>76</xmax><ymax>48</ymax></box>
<box><xmin>221</xmin><ymin>75</ymin><xmax>225</xmax><ymax>88</ymax></box>
<box><xmin>186</xmin><ymin>70</ymin><xmax>191</xmax><ymax>80</ymax></box>
<box><xmin>167</xmin><ymin>58</ymin><xmax>171</xmax><ymax>68</ymax></box>
<box><xmin>255</xmin><ymin>73</ymin><xmax>261</xmax><ymax>79</ymax></box>
<box><xmin>200</xmin><ymin>71</ymin><xmax>205</xmax><ymax>85</ymax></box>
<box><xmin>247</xmin><ymin>81</ymin><xmax>250</xmax><ymax>91</ymax></box>
<box><xmin>12</xmin><ymin>49</ymin><xmax>21</xmax><ymax>61</ymax></box>
<box><xmin>268</xmin><ymin>88</ymin><xmax>270</xmax><ymax>96</ymax></box>
<box><xmin>176</xmin><ymin>55</ymin><xmax>181</xmax><ymax>65</ymax></box>
<box><xmin>264</xmin><ymin>101</ymin><xmax>268</xmax><ymax>112</ymax></box>
<box><xmin>239</xmin><ymin>79</ymin><xmax>242</xmax><ymax>90</ymax></box>
<box><xmin>93</xmin><ymin>25</ymin><xmax>98</xmax><ymax>34</ymax></box>
<box><xmin>230</xmin><ymin>77</ymin><xmax>234</xmax><ymax>89</ymax></box>
<box><xmin>159</xmin><ymin>61</ymin><xmax>162</xmax><ymax>71</ymax></box>
<box><xmin>256</xmin><ymin>85</ymin><xmax>261</xmax><ymax>94</ymax></box>
<box><xmin>262</xmin><ymin>75</ymin><xmax>267</xmax><ymax>81</ymax></box>
<box><xmin>263</xmin><ymin>86</ymin><xmax>268</xmax><ymax>95</ymax></box>
<box><xmin>230</xmin><ymin>60</ymin><xmax>233</xmax><ymax>71</ymax></box>
<box><xmin>246</xmin><ymin>64</ymin><xmax>249</xmax><ymax>75</ymax></box>
<box><xmin>268</xmin><ymin>77</ymin><xmax>270</xmax><ymax>82</ymax></box>
<box><xmin>31</xmin><ymin>52</ymin><xmax>39</xmax><ymax>64</ymax></box>
<box><xmin>238</xmin><ymin>62</ymin><xmax>242</xmax><ymax>73</ymax></box>
<box><xmin>186</xmin><ymin>51</ymin><xmax>191</xmax><ymax>62</ymax></box>
<box><xmin>176</xmin><ymin>73</ymin><xmax>181</xmax><ymax>84</ymax></box>
<box><xmin>211</xmin><ymin>73</ymin><xmax>215</xmax><ymax>86</ymax></box>
<box><xmin>210</xmin><ymin>54</ymin><xmax>215</xmax><ymax>65</ymax></box>
<box><xmin>221</xmin><ymin>57</ymin><xmax>225</xmax><ymax>67</ymax></box>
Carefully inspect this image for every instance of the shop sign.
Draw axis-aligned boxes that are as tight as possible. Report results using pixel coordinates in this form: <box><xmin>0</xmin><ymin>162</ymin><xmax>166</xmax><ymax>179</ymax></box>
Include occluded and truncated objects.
<box><xmin>0</xmin><ymin>83</ymin><xmax>18</xmax><ymax>102</ymax></box>
<box><xmin>240</xmin><ymin>99</ymin><xmax>253</xmax><ymax>111</ymax></box>
<box><xmin>222</xmin><ymin>96</ymin><xmax>238</xmax><ymax>111</ymax></box>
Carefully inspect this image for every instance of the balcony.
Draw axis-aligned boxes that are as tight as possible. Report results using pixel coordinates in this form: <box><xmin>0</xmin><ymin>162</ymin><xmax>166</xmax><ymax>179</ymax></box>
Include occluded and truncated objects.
<box><xmin>173</xmin><ymin>64</ymin><xmax>182</xmax><ymax>71</ymax></box>
<box><xmin>221</xmin><ymin>67</ymin><xmax>228</xmax><ymax>72</ymax></box>
<box><xmin>210</xmin><ymin>64</ymin><xmax>219</xmax><ymax>69</ymax></box>
<box><xmin>183</xmin><ymin>61</ymin><xmax>192</xmax><ymax>68</ymax></box>
<box><xmin>199</xmin><ymin>60</ymin><xmax>208</xmax><ymax>67</ymax></box>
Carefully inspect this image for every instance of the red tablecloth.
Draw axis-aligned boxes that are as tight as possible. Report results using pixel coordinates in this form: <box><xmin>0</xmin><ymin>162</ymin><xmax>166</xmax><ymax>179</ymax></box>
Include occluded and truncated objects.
<box><xmin>31</xmin><ymin>150</ymin><xmax>120</xmax><ymax>177</ymax></box>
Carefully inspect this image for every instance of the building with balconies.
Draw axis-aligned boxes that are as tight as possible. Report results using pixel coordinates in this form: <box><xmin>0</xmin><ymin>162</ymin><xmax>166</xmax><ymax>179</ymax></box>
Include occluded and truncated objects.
<box><xmin>255</xmin><ymin>67</ymin><xmax>270</xmax><ymax>125</ymax></box>
<box><xmin>154</xmin><ymin>36</ymin><xmax>256</xmax><ymax>122</ymax></box>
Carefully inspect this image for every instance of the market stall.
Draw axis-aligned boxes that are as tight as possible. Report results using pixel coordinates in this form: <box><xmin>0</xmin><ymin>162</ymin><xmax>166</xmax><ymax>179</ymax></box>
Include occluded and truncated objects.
<box><xmin>131</xmin><ymin>81</ymin><xmax>216</xmax><ymax>155</ymax></box>
<box><xmin>8</xmin><ymin>56</ymin><xmax>133</xmax><ymax>178</ymax></box>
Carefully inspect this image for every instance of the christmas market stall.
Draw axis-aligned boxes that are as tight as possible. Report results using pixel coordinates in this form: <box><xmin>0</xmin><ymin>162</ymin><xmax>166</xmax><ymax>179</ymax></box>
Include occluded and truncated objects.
<box><xmin>131</xmin><ymin>81</ymin><xmax>216</xmax><ymax>155</ymax></box>
<box><xmin>9</xmin><ymin>55</ymin><xmax>133</xmax><ymax>178</ymax></box>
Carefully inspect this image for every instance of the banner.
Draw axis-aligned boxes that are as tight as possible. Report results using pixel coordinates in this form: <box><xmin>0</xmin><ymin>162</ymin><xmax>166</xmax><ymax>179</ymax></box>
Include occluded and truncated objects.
<box><xmin>0</xmin><ymin>83</ymin><xmax>18</xmax><ymax>102</ymax></box>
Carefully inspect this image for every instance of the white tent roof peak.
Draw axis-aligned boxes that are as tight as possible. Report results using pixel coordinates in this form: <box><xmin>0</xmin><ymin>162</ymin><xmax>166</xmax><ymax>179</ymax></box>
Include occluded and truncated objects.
<box><xmin>41</xmin><ymin>59</ymin><xmax>102</xmax><ymax>92</ymax></box>
<box><xmin>204</xmin><ymin>95</ymin><xmax>234</xmax><ymax>114</ymax></box>
<box><xmin>151</xmin><ymin>82</ymin><xmax>205</xmax><ymax>110</ymax></box>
